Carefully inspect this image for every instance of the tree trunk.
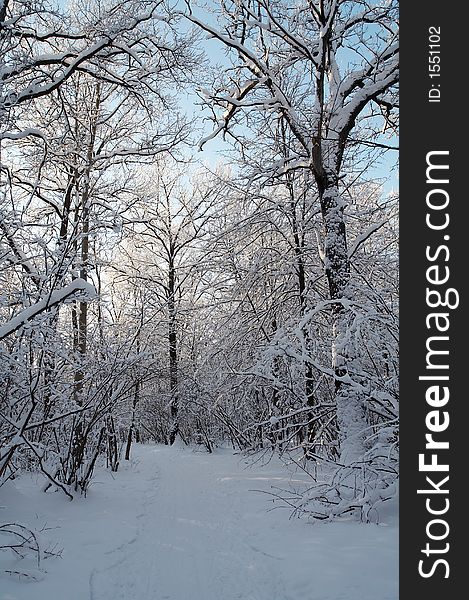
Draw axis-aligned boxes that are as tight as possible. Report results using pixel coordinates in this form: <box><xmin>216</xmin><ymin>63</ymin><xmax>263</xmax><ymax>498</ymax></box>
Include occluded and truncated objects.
<box><xmin>287</xmin><ymin>182</ymin><xmax>319</xmax><ymax>456</ymax></box>
<box><xmin>73</xmin><ymin>197</ymin><xmax>89</xmax><ymax>403</ymax></box>
<box><xmin>38</xmin><ymin>170</ymin><xmax>77</xmax><ymax>441</ymax></box>
<box><xmin>125</xmin><ymin>380</ymin><xmax>140</xmax><ymax>461</ymax></box>
<box><xmin>319</xmin><ymin>175</ymin><xmax>364</xmax><ymax>463</ymax></box>
<box><xmin>73</xmin><ymin>83</ymin><xmax>99</xmax><ymax>404</ymax></box>
<box><xmin>168</xmin><ymin>259</ymin><xmax>179</xmax><ymax>445</ymax></box>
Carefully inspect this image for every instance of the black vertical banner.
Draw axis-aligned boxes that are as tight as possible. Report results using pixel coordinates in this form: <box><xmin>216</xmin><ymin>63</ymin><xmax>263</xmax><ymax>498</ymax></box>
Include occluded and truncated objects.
<box><xmin>400</xmin><ymin>2</ymin><xmax>465</xmax><ymax>598</ymax></box>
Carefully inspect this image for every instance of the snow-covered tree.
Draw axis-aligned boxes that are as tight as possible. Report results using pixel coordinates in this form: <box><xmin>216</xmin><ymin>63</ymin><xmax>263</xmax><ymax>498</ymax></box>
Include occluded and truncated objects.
<box><xmin>0</xmin><ymin>0</ymin><xmax>198</xmax><ymax>493</ymax></box>
<box><xmin>183</xmin><ymin>0</ymin><xmax>398</xmax><ymax>512</ymax></box>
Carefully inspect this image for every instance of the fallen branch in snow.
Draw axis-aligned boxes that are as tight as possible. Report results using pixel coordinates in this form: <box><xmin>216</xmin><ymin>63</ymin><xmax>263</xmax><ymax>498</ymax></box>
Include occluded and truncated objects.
<box><xmin>0</xmin><ymin>279</ymin><xmax>96</xmax><ymax>342</ymax></box>
<box><xmin>4</xmin><ymin>569</ymin><xmax>45</xmax><ymax>582</ymax></box>
<box><xmin>0</xmin><ymin>522</ymin><xmax>62</xmax><ymax>581</ymax></box>
<box><xmin>0</xmin><ymin>523</ymin><xmax>42</xmax><ymax>566</ymax></box>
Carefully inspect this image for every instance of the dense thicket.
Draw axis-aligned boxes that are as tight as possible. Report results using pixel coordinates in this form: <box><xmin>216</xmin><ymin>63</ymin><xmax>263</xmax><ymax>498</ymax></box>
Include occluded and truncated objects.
<box><xmin>1</xmin><ymin>0</ymin><xmax>398</xmax><ymax>520</ymax></box>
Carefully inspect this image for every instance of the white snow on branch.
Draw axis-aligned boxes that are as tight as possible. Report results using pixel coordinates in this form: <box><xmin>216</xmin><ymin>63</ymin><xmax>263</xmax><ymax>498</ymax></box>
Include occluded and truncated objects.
<box><xmin>348</xmin><ymin>219</ymin><xmax>387</xmax><ymax>259</ymax></box>
<box><xmin>0</xmin><ymin>279</ymin><xmax>96</xmax><ymax>341</ymax></box>
<box><xmin>0</xmin><ymin>128</ymin><xmax>47</xmax><ymax>141</ymax></box>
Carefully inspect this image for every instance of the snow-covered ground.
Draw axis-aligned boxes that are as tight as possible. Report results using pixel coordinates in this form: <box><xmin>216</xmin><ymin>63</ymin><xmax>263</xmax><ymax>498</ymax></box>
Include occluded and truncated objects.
<box><xmin>0</xmin><ymin>443</ymin><xmax>398</xmax><ymax>600</ymax></box>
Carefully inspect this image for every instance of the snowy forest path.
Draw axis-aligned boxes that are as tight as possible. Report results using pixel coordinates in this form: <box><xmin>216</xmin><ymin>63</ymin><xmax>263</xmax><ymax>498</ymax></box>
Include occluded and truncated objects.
<box><xmin>89</xmin><ymin>444</ymin><xmax>289</xmax><ymax>600</ymax></box>
<box><xmin>1</xmin><ymin>443</ymin><xmax>398</xmax><ymax>600</ymax></box>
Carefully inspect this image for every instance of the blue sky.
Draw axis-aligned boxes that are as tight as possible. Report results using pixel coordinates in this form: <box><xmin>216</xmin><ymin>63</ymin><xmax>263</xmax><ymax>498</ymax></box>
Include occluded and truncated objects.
<box><xmin>54</xmin><ymin>0</ymin><xmax>398</xmax><ymax>196</ymax></box>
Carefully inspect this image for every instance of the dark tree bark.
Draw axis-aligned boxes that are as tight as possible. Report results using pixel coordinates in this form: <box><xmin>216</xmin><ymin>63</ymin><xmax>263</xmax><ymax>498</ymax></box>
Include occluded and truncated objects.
<box><xmin>168</xmin><ymin>255</ymin><xmax>179</xmax><ymax>445</ymax></box>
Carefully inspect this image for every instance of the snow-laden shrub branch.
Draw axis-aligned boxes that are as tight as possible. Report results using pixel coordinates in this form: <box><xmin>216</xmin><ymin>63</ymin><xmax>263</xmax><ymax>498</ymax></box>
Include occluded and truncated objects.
<box><xmin>0</xmin><ymin>279</ymin><xmax>96</xmax><ymax>342</ymax></box>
